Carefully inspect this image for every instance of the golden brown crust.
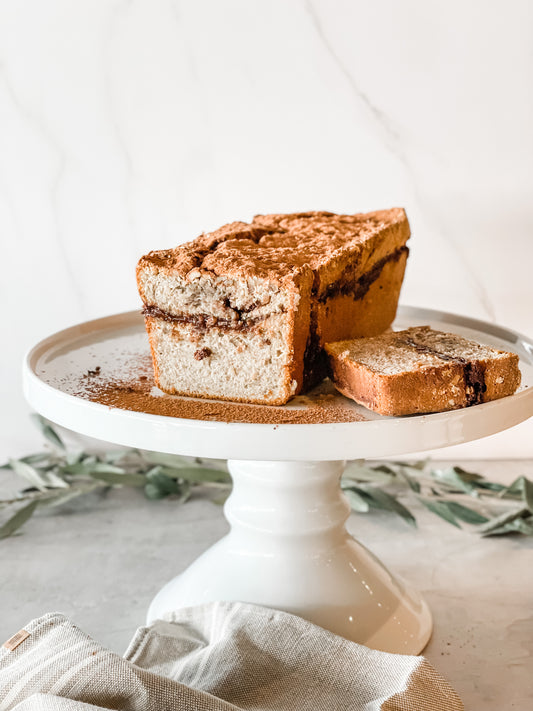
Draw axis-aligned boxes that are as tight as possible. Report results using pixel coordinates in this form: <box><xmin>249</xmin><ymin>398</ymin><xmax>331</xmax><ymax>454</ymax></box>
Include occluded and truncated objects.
<box><xmin>316</xmin><ymin>249</ymin><xmax>408</xmax><ymax>345</ymax></box>
<box><xmin>326</xmin><ymin>329</ymin><xmax>522</xmax><ymax>416</ymax></box>
<box><xmin>482</xmin><ymin>354</ymin><xmax>522</xmax><ymax>401</ymax></box>
<box><xmin>137</xmin><ymin>208</ymin><xmax>410</xmax><ymax>286</ymax></box>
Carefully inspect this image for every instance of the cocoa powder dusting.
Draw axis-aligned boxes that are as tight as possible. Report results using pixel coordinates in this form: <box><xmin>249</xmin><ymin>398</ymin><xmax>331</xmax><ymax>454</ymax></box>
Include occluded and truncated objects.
<box><xmin>73</xmin><ymin>354</ymin><xmax>366</xmax><ymax>425</ymax></box>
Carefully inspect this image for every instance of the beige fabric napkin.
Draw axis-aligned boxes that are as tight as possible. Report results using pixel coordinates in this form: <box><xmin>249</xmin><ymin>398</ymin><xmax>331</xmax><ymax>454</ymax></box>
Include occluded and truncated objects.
<box><xmin>0</xmin><ymin>602</ymin><xmax>463</xmax><ymax>711</ymax></box>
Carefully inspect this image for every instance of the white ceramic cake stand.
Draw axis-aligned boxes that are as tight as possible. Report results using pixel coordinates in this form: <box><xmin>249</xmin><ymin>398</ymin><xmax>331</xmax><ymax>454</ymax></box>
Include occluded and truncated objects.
<box><xmin>23</xmin><ymin>306</ymin><xmax>533</xmax><ymax>654</ymax></box>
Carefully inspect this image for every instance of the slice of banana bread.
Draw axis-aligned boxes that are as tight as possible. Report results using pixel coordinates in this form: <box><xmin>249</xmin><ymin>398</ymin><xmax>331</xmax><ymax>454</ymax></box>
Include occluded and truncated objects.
<box><xmin>325</xmin><ymin>326</ymin><xmax>521</xmax><ymax>415</ymax></box>
<box><xmin>137</xmin><ymin>208</ymin><xmax>410</xmax><ymax>405</ymax></box>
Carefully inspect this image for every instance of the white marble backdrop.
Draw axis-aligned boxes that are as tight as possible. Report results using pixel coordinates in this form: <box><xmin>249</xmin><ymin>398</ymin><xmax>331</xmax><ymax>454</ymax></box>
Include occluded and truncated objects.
<box><xmin>0</xmin><ymin>0</ymin><xmax>532</xmax><ymax>457</ymax></box>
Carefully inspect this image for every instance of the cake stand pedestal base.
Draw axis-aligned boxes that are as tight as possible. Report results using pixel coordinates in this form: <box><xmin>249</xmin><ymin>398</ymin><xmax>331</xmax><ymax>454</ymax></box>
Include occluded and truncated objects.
<box><xmin>25</xmin><ymin>307</ymin><xmax>533</xmax><ymax>653</ymax></box>
<box><xmin>147</xmin><ymin>459</ymin><xmax>432</xmax><ymax>654</ymax></box>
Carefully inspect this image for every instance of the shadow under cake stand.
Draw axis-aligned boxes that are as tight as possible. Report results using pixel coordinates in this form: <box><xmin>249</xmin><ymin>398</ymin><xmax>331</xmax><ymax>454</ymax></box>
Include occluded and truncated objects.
<box><xmin>23</xmin><ymin>306</ymin><xmax>533</xmax><ymax>654</ymax></box>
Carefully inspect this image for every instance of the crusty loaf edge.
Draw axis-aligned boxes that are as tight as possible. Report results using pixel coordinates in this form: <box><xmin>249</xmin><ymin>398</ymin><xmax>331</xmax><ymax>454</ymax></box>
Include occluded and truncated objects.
<box><xmin>325</xmin><ymin>344</ymin><xmax>521</xmax><ymax>417</ymax></box>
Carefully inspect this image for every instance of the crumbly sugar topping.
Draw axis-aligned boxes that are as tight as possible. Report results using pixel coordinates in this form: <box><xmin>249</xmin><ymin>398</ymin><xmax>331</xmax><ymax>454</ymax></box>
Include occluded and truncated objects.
<box><xmin>139</xmin><ymin>208</ymin><xmax>408</xmax><ymax>282</ymax></box>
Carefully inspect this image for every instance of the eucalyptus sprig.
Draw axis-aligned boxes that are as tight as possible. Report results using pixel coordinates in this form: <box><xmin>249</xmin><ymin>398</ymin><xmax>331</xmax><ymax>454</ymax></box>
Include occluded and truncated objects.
<box><xmin>1</xmin><ymin>415</ymin><xmax>532</xmax><ymax>540</ymax></box>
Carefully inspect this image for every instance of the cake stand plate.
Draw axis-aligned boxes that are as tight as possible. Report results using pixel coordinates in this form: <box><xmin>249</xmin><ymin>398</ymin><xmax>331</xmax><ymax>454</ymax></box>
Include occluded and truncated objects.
<box><xmin>23</xmin><ymin>306</ymin><xmax>533</xmax><ymax>654</ymax></box>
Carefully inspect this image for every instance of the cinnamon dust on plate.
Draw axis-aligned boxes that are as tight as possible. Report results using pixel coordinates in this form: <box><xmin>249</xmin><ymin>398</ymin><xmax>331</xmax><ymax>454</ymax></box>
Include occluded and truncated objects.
<box><xmin>73</xmin><ymin>354</ymin><xmax>367</xmax><ymax>425</ymax></box>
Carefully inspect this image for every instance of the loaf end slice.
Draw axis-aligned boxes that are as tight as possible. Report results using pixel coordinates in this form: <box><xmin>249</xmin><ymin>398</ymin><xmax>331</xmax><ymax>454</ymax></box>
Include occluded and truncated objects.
<box><xmin>325</xmin><ymin>326</ymin><xmax>521</xmax><ymax>416</ymax></box>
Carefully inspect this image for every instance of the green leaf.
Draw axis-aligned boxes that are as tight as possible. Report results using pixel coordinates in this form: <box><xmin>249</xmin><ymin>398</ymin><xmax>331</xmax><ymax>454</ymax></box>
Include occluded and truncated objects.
<box><xmin>144</xmin><ymin>472</ymin><xmax>181</xmax><ymax>499</ymax></box>
<box><xmin>89</xmin><ymin>471</ymin><xmax>146</xmax><ymax>487</ymax></box>
<box><xmin>445</xmin><ymin>501</ymin><xmax>489</xmax><ymax>524</ymax></box>
<box><xmin>42</xmin><ymin>470</ymin><xmax>70</xmax><ymax>489</ymax></box>
<box><xmin>0</xmin><ymin>454</ymin><xmax>52</xmax><ymax>470</ymax></box>
<box><xmin>142</xmin><ymin>451</ymin><xmax>192</xmax><ymax>468</ymax></box>
<box><xmin>142</xmin><ymin>465</ymin><xmax>183</xmax><ymax>481</ymax></box>
<box><xmin>89</xmin><ymin>463</ymin><xmax>127</xmax><ymax>474</ymax></box>
<box><xmin>59</xmin><ymin>462</ymin><xmax>93</xmax><ymax>476</ymax></box>
<box><xmin>473</xmin><ymin>480</ymin><xmax>507</xmax><ymax>492</ymax></box>
<box><xmin>144</xmin><ymin>483</ymin><xmax>166</xmax><ymax>500</ymax></box>
<box><xmin>520</xmin><ymin>478</ymin><xmax>533</xmax><ymax>512</ymax></box>
<box><xmin>501</xmin><ymin>476</ymin><xmax>533</xmax><ymax>512</ymax></box>
<box><xmin>30</xmin><ymin>414</ymin><xmax>65</xmax><ymax>450</ymax></box>
<box><xmin>144</xmin><ymin>469</ymin><xmax>182</xmax><ymax>498</ymax></box>
<box><xmin>81</xmin><ymin>454</ymin><xmax>98</xmax><ymax>465</ymax></box>
<box><xmin>8</xmin><ymin>459</ymin><xmax>48</xmax><ymax>492</ymax></box>
<box><xmin>66</xmin><ymin>451</ymin><xmax>85</xmax><ymax>466</ymax></box>
<box><xmin>21</xmin><ymin>453</ymin><xmax>51</xmax><ymax>465</ymax></box>
<box><xmin>58</xmin><ymin>463</ymin><xmax>87</xmax><ymax>476</ymax></box>
<box><xmin>418</xmin><ymin>498</ymin><xmax>461</xmax><ymax>528</ymax></box>
<box><xmin>478</xmin><ymin>507</ymin><xmax>530</xmax><ymax>535</ymax></box>
<box><xmin>343</xmin><ymin>488</ymin><xmax>370</xmax><ymax>512</ymax></box>
<box><xmin>358</xmin><ymin>486</ymin><xmax>416</xmax><ymax>527</ymax></box>
<box><xmin>397</xmin><ymin>468</ymin><xmax>421</xmax><ymax>493</ymax></box>
<box><xmin>0</xmin><ymin>500</ymin><xmax>39</xmax><ymax>539</ymax></box>
<box><xmin>174</xmin><ymin>467</ymin><xmax>231</xmax><ymax>484</ymax></box>
<box><xmin>430</xmin><ymin>466</ymin><xmax>479</xmax><ymax>494</ymax></box>
<box><xmin>481</xmin><ymin>515</ymin><xmax>533</xmax><ymax>537</ymax></box>
<box><xmin>343</xmin><ymin>462</ymin><xmax>394</xmax><ymax>484</ymax></box>
<box><xmin>512</xmin><ymin>516</ymin><xmax>533</xmax><ymax>535</ymax></box>
<box><xmin>451</xmin><ymin>465</ymin><xmax>485</xmax><ymax>482</ymax></box>
<box><xmin>369</xmin><ymin>464</ymin><xmax>398</xmax><ymax>476</ymax></box>
<box><xmin>61</xmin><ymin>462</ymin><xmax>126</xmax><ymax>476</ymax></box>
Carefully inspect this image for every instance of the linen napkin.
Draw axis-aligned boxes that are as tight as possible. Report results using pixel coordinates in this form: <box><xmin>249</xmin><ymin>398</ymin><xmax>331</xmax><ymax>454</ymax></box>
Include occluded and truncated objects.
<box><xmin>0</xmin><ymin>602</ymin><xmax>463</xmax><ymax>711</ymax></box>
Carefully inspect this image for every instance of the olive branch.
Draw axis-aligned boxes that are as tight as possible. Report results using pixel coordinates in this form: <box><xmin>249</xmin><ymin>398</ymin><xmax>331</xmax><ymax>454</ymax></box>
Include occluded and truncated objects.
<box><xmin>1</xmin><ymin>415</ymin><xmax>532</xmax><ymax>540</ymax></box>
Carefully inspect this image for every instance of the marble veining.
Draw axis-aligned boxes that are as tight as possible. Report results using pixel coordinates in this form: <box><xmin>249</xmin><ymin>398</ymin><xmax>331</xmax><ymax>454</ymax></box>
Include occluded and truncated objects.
<box><xmin>305</xmin><ymin>1</ymin><xmax>406</xmax><ymax>155</ymax></box>
<box><xmin>0</xmin><ymin>0</ymin><xmax>531</xmax><ymax>457</ymax></box>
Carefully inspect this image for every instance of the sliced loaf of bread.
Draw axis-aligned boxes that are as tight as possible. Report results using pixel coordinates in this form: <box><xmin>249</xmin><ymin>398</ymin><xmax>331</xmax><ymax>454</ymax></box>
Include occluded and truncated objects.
<box><xmin>137</xmin><ymin>209</ymin><xmax>410</xmax><ymax>405</ymax></box>
<box><xmin>325</xmin><ymin>326</ymin><xmax>521</xmax><ymax>416</ymax></box>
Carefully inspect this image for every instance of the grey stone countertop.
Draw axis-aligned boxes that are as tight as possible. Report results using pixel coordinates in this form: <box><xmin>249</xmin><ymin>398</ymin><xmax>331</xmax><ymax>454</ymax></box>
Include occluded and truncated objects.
<box><xmin>1</xmin><ymin>459</ymin><xmax>532</xmax><ymax>710</ymax></box>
